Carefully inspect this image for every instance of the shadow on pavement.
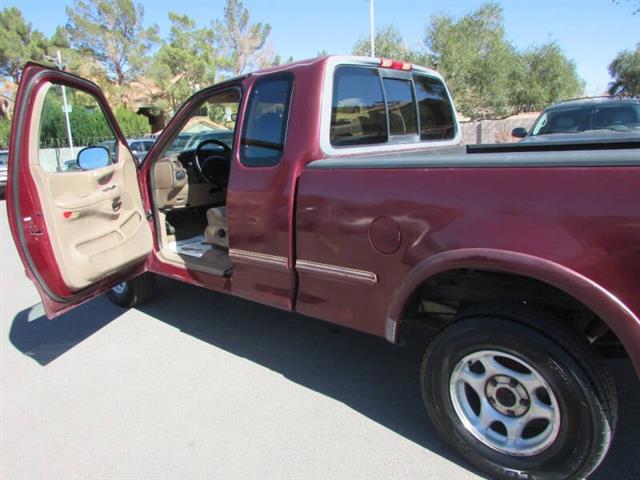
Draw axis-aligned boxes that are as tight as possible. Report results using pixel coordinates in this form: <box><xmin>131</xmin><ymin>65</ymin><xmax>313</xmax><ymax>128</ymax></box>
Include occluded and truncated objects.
<box><xmin>8</xmin><ymin>275</ymin><xmax>639</xmax><ymax>478</ymax></box>
<box><xmin>9</xmin><ymin>296</ymin><xmax>122</xmax><ymax>365</ymax></box>
<box><xmin>136</xmin><ymin>277</ymin><xmax>475</xmax><ymax>471</ymax></box>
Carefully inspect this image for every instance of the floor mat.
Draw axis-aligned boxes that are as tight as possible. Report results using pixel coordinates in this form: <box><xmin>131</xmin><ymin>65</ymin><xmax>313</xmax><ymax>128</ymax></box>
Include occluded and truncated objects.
<box><xmin>168</xmin><ymin>235</ymin><xmax>211</xmax><ymax>258</ymax></box>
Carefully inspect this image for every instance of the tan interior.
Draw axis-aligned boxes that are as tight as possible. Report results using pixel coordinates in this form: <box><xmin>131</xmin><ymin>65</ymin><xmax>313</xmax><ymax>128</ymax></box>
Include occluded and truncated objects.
<box><xmin>151</xmin><ymin>155</ymin><xmax>229</xmax><ymax>276</ymax></box>
<box><xmin>153</xmin><ymin>156</ymin><xmax>189</xmax><ymax>208</ymax></box>
<box><xmin>29</xmin><ymin>83</ymin><xmax>153</xmax><ymax>292</ymax></box>
<box><xmin>155</xmin><ymin>210</ymin><xmax>231</xmax><ymax>276</ymax></box>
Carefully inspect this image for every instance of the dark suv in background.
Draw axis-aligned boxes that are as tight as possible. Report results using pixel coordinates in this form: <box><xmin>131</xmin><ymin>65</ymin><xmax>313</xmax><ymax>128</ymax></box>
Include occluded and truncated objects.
<box><xmin>512</xmin><ymin>96</ymin><xmax>640</xmax><ymax>142</ymax></box>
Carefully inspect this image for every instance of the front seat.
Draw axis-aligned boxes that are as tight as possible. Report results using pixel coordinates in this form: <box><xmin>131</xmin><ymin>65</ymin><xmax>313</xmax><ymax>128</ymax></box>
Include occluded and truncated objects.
<box><xmin>205</xmin><ymin>206</ymin><xmax>229</xmax><ymax>249</ymax></box>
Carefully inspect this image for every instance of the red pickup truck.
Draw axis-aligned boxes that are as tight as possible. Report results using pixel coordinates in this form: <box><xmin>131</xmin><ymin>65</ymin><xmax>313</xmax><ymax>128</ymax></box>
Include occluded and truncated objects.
<box><xmin>7</xmin><ymin>57</ymin><xmax>640</xmax><ymax>479</ymax></box>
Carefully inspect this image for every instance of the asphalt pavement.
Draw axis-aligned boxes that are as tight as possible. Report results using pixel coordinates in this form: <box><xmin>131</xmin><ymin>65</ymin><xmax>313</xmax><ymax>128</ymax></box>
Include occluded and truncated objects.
<box><xmin>1</xmin><ymin>199</ymin><xmax>638</xmax><ymax>479</ymax></box>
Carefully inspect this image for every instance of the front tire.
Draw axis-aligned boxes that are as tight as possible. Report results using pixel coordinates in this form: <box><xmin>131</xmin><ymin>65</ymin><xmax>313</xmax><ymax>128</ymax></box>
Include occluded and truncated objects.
<box><xmin>107</xmin><ymin>273</ymin><xmax>156</xmax><ymax>308</ymax></box>
<box><xmin>421</xmin><ymin>306</ymin><xmax>616</xmax><ymax>480</ymax></box>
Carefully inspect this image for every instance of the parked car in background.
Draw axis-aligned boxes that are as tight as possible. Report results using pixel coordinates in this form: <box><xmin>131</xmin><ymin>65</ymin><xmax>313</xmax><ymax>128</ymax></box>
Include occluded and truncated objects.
<box><xmin>512</xmin><ymin>96</ymin><xmax>640</xmax><ymax>141</ymax></box>
<box><xmin>127</xmin><ymin>137</ymin><xmax>156</xmax><ymax>161</ymax></box>
<box><xmin>0</xmin><ymin>149</ymin><xmax>7</xmax><ymax>197</ymax></box>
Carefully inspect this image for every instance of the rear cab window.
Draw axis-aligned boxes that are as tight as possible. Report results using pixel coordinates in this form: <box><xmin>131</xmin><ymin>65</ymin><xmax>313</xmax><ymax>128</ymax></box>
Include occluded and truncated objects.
<box><xmin>326</xmin><ymin>60</ymin><xmax>458</xmax><ymax>153</ymax></box>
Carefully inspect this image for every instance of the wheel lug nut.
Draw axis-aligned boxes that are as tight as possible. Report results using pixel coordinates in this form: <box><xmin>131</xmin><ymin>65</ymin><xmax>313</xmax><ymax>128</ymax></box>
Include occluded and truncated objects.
<box><xmin>520</xmin><ymin>398</ymin><xmax>529</xmax><ymax>406</ymax></box>
<box><xmin>488</xmin><ymin>397</ymin><xmax>496</xmax><ymax>405</ymax></box>
<box><xmin>491</xmin><ymin>378</ymin><xmax>498</xmax><ymax>386</ymax></box>
<box><xmin>509</xmin><ymin>379</ymin><xmax>518</xmax><ymax>388</ymax></box>
<box><xmin>507</xmin><ymin>409</ymin><xmax>515</xmax><ymax>416</ymax></box>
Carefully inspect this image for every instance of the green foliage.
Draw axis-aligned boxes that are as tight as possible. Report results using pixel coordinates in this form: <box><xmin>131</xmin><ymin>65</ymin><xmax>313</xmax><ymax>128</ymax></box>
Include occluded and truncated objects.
<box><xmin>0</xmin><ymin>117</ymin><xmax>10</xmax><ymax>148</ymax></box>
<box><xmin>608</xmin><ymin>46</ymin><xmax>640</xmax><ymax>95</ymax></box>
<box><xmin>512</xmin><ymin>42</ymin><xmax>584</xmax><ymax>109</ymax></box>
<box><xmin>213</xmin><ymin>0</ymin><xmax>272</xmax><ymax>75</ymax></box>
<box><xmin>352</xmin><ymin>25</ymin><xmax>417</xmax><ymax>62</ymax></box>
<box><xmin>65</xmin><ymin>0</ymin><xmax>159</xmax><ymax>85</ymax></box>
<box><xmin>39</xmin><ymin>86</ymin><xmax>148</xmax><ymax>147</ymax></box>
<box><xmin>424</xmin><ymin>2</ymin><xmax>583</xmax><ymax>119</ymax></box>
<box><xmin>0</xmin><ymin>7</ymin><xmax>50</xmax><ymax>83</ymax></box>
<box><xmin>148</xmin><ymin>12</ymin><xmax>220</xmax><ymax>113</ymax></box>
<box><xmin>349</xmin><ymin>4</ymin><xmax>584</xmax><ymax>119</ymax></box>
<box><xmin>425</xmin><ymin>3</ymin><xmax>522</xmax><ymax>118</ymax></box>
<box><xmin>114</xmin><ymin>106</ymin><xmax>151</xmax><ymax>137</ymax></box>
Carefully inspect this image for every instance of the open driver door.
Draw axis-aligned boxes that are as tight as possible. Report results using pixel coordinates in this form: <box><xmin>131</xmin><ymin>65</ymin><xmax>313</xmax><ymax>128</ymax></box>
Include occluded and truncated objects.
<box><xmin>6</xmin><ymin>64</ymin><xmax>154</xmax><ymax>318</ymax></box>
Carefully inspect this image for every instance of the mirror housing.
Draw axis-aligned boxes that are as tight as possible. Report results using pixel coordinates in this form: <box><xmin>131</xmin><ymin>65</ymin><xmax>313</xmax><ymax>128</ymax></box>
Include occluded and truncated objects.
<box><xmin>77</xmin><ymin>146</ymin><xmax>111</xmax><ymax>170</ymax></box>
<box><xmin>511</xmin><ymin>127</ymin><xmax>528</xmax><ymax>139</ymax></box>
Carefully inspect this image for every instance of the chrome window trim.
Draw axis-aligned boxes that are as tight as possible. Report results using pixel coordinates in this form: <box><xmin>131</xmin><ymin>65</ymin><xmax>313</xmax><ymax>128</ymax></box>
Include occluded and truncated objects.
<box><xmin>319</xmin><ymin>56</ymin><xmax>462</xmax><ymax>157</ymax></box>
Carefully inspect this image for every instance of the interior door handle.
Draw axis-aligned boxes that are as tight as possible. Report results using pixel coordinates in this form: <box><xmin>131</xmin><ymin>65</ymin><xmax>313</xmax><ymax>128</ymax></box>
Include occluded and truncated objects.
<box><xmin>112</xmin><ymin>196</ymin><xmax>122</xmax><ymax>212</ymax></box>
<box><xmin>55</xmin><ymin>185</ymin><xmax>121</xmax><ymax>211</ymax></box>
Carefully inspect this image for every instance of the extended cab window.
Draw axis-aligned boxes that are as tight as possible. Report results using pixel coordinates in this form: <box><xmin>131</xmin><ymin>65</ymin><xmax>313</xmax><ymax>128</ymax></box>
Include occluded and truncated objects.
<box><xmin>240</xmin><ymin>73</ymin><xmax>294</xmax><ymax>167</ymax></box>
<box><xmin>383</xmin><ymin>77</ymin><xmax>418</xmax><ymax>136</ymax></box>
<box><xmin>330</xmin><ymin>66</ymin><xmax>456</xmax><ymax>148</ymax></box>
<box><xmin>330</xmin><ymin>66</ymin><xmax>388</xmax><ymax>146</ymax></box>
<box><xmin>414</xmin><ymin>75</ymin><xmax>456</xmax><ymax>140</ymax></box>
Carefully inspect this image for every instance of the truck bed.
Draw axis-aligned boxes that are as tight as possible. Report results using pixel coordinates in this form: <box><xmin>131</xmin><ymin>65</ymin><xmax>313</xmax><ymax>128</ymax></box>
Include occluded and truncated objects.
<box><xmin>294</xmin><ymin>138</ymin><xmax>640</xmax><ymax>366</ymax></box>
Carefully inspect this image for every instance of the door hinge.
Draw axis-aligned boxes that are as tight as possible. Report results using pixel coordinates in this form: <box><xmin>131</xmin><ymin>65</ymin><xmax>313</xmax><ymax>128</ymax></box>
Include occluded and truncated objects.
<box><xmin>146</xmin><ymin>210</ymin><xmax>154</xmax><ymax>220</ymax></box>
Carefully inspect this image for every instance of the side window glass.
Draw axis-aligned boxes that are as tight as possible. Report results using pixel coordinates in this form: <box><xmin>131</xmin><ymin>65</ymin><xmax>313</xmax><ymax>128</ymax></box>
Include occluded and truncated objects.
<box><xmin>164</xmin><ymin>88</ymin><xmax>240</xmax><ymax>156</ymax></box>
<box><xmin>383</xmin><ymin>78</ymin><xmax>418</xmax><ymax>136</ymax></box>
<box><xmin>38</xmin><ymin>83</ymin><xmax>117</xmax><ymax>172</ymax></box>
<box><xmin>413</xmin><ymin>75</ymin><xmax>456</xmax><ymax>140</ymax></box>
<box><xmin>330</xmin><ymin>66</ymin><xmax>388</xmax><ymax>146</ymax></box>
<box><xmin>240</xmin><ymin>73</ymin><xmax>294</xmax><ymax>167</ymax></box>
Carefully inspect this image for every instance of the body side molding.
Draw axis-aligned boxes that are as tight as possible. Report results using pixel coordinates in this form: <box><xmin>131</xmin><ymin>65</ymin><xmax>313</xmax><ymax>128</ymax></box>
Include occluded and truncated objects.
<box><xmin>296</xmin><ymin>259</ymin><xmax>378</xmax><ymax>286</ymax></box>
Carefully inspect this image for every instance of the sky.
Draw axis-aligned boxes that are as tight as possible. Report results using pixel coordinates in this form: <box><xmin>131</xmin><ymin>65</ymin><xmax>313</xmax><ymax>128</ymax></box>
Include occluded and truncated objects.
<box><xmin>6</xmin><ymin>0</ymin><xmax>638</xmax><ymax>95</ymax></box>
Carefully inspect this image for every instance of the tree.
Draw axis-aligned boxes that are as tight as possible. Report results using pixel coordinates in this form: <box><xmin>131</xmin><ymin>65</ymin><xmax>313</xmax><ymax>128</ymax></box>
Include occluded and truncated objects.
<box><xmin>65</xmin><ymin>0</ymin><xmax>159</xmax><ymax>86</ymax></box>
<box><xmin>149</xmin><ymin>12</ymin><xmax>220</xmax><ymax>112</ymax></box>
<box><xmin>512</xmin><ymin>42</ymin><xmax>583</xmax><ymax>110</ymax></box>
<box><xmin>425</xmin><ymin>3</ymin><xmax>521</xmax><ymax>118</ymax></box>
<box><xmin>424</xmin><ymin>2</ymin><xmax>583</xmax><ymax>119</ymax></box>
<box><xmin>213</xmin><ymin>0</ymin><xmax>272</xmax><ymax>75</ymax></box>
<box><xmin>608</xmin><ymin>46</ymin><xmax>640</xmax><ymax>95</ymax></box>
<box><xmin>0</xmin><ymin>117</ymin><xmax>10</xmax><ymax>148</ymax></box>
<box><xmin>0</xmin><ymin>7</ymin><xmax>49</xmax><ymax>83</ymax></box>
<box><xmin>114</xmin><ymin>106</ymin><xmax>151</xmax><ymax>136</ymax></box>
<box><xmin>352</xmin><ymin>25</ymin><xmax>417</xmax><ymax>62</ymax></box>
<box><xmin>614</xmin><ymin>0</ymin><xmax>640</xmax><ymax>14</ymax></box>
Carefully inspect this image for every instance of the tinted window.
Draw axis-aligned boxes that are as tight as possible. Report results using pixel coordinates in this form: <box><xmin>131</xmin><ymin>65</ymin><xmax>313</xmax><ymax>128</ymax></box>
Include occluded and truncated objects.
<box><xmin>331</xmin><ymin>66</ymin><xmax>388</xmax><ymax>146</ymax></box>
<box><xmin>383</xmin><ymin>78</ymin><xmax>418</xmax><ymax>136</ymax></box>
<box><xmin>240</xmin><ymin>73</ymin><xmax>293</xmax><ymax>167</ymax></box>
<box><xmin>532</xmin><ymin>103</ymin><xmax>640</xmax><ymax>135</ymax></box>
<box><xmin>414</xmin><ymin>75</ymin><xmax>456</xmax><ymax>140</ymax></box>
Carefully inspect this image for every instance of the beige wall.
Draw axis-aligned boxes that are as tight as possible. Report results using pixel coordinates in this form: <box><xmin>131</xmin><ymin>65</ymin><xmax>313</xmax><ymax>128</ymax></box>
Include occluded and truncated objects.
<box><xmin>459</xmin><ymin>112</ymin><xmax>539</xmax><ymax>145</ymax></box>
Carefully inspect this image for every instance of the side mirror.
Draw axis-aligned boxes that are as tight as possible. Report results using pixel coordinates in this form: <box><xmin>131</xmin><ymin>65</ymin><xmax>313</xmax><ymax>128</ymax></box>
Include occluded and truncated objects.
<box><xmin>511</xmin><ymin>127</ymin><xmax>528</xmax><ymax>139</ymax></box>
<box><xmin>77</xmin><ymin>146</ymin><xmax>111</xmax><ymax>170</ymax></box>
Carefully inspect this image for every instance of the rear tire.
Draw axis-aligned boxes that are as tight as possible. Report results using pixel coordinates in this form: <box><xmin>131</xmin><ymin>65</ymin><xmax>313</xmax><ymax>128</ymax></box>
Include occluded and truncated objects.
<box><xmin>421</xmin><ymin>305</ymin><xmax>616</xmax><ymax>480</ymax></box>
<box><xmin>107</xmin><ymin>273</ymin><xmax>156</xmax><ymax>308</ymax></box>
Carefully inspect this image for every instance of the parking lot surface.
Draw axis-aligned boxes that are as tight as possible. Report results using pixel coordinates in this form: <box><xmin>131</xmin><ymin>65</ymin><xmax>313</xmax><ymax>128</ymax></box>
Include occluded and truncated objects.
<box><xmin>1</xmin><ymin>199</ymin><xmax>638</xmax><ymax>479</ymax></box>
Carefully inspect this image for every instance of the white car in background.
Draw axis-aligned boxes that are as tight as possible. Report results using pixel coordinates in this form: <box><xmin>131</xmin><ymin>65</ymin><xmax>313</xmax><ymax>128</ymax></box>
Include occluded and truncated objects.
<box><xmin>0</xmin><ymin>149</ymin><xmax>8</xmax><ymax>197</ymax></box>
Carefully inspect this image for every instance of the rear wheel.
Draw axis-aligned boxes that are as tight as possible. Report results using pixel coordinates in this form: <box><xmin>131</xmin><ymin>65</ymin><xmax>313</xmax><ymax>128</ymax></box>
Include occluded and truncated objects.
<box><xmin>107</xmin><ymin>273</ymin><xmax>156</xmax><ymax>308</ymax></box>
<box><xmin>421</xmin><ymin>306</ymin><xmax>616</xmax><ymax>480</ymax></box>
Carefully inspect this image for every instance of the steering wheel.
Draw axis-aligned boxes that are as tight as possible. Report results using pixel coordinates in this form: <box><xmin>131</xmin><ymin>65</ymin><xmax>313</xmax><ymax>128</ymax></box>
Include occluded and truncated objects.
<box><xmin>194</xmin><ymin>139</ymin><xmax>232</xmax><ymax>186</ymax></box>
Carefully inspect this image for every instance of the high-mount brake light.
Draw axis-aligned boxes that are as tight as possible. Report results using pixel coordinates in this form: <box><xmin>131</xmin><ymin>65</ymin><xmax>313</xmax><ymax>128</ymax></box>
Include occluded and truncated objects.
<box><xmin>379</xmin><ymin>58</ymin><xmax>412</xmax><ymax>71</ymax></box>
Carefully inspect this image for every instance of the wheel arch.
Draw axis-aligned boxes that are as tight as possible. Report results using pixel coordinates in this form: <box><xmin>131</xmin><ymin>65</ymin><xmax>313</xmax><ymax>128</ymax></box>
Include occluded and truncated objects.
<box><xmin>386</xmin><ymin>248</ymin><xmax>640</xmax><ymax>377</ymax></box>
